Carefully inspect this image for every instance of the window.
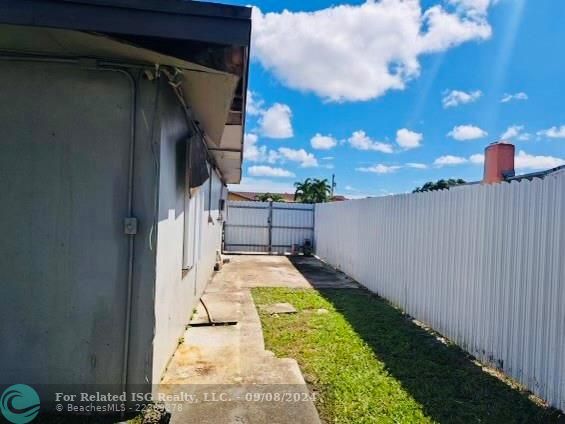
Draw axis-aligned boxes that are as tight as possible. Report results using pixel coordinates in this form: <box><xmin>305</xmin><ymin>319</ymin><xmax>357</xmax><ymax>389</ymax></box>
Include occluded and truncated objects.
<box><xmin>182</xmin><ymin>188</ymin><xmax>197</xmax><ymax>271</ymax></box>
<box><xmin>182</xmin><ymin>135</ymin><xmax>207</xmax><ymax>271</ymax></box>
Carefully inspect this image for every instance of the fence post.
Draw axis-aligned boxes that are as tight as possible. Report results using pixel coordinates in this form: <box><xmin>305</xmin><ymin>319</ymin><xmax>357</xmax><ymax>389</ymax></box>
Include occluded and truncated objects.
<box><xmin>312</xmin><ymin>203</ymin><xmax>316</xmax><ymax>253</ymax></box>
<box><xmin>268</xmin><ymin>200</ymin><xmax>273</xmax><ymax>254</ymax></box>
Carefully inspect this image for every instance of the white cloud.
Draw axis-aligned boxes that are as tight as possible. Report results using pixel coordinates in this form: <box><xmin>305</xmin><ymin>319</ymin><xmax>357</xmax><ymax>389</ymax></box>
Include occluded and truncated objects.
<box><xmin>396</xmin><ymin>128</ymin><xmax>423</xmax><ymax>150</ymax></box>
<box><xmin>469</xmin><ymin>153</ymin><xmax>485</xmax><ymax>164</ymax></box>
<box><xmin>266</xmin><ymin>150</ymin><xmax>282</xmax><ymax>164</ymax></box>
<box><xmin>354</xmin><ymin>161</ymin><xmax>428</xmax><ymax>173</ymax></box>
<box><xmin>415</xmin><ymin>4</ymin><xmax>491</xmax><ymax>52</ymax></box>
<box><xmin>248</xmin><ymin>165</ymin><xmax>295</xmax><ymax>178</ymax></box>
<box><xmin>442</xmin><ymin>89</ymin><xmax>482</xmax><ymax>108</ymax></box>
<box><xmin>245</xmin><ymin>133</ymin><xmax>258</xmax><ymax>145</ymax></box>
<box><xmin>243</xmin><ymin>133</ymin><xmax>261</xmax><ymax>161</ymax></box>
<box><xmin>278</xmin><ymin>147</ymin><xmax>319</xmax><ymax>167</ymax></box>
<box><xmin>435</xmin><ymin>152</ymin><xmax>490</xmax><ymax>166</ymax></box>
<box><xmin>448</xmin><ymin>124</ymin><xmax>488</xmax><ymax>141</ymax></box>
<box><xmin>448</xmin><ymin>0</ymin><xmax>497</xmax><ymax>15</ymax></box>
<box><xmin>356</xmin><ymin>164</ymin><xmax>402</xmax><ymax>174</ymax></box>
<box><xmin>501</xmin><ymin>125</ymin><xmax>522</xmax><ymax>140</ymax></box>
<box><xmin>515</xmin><ymin>150</ymin><xmax>565</xmax><ymax>170</ymax></box>
<box><xmin>246</xmin><ymin>92</ymin><xmax>294</xmax><ymax>139</ymax></box>
<box><xmin>246</xmin><ymin>90</ymin><xmax>265</xmax><ymax>116</ymax></box>
<box><xmin>348</xmin><ymin>130</ymin><xmax>394</xmax><ymax>153</ymax></box>
<box><xmin>501</xmin><ymin>92</ymin><xmax>528</xmax><ymax>103</ymax></box>
<box><xmin>447</xmin><ymin>151</ymin><xmax>565</xmax><ymax>170</ymax></box>
<box><xmin>500</xmin><ymin>125</ymin><xmax>530</xmax><ymax>141</ymax></box>
<box><xmin>310</xmin><ymin>133</ymin><xmax>338</xmax><ymax>150</ymax></box>
<box><xmin>229</xmin><ymin>177</ymin><xmax>295</xmax><ymax>194</ymax></box>
<box><xmin>252</xmin><ymin>1</ymin><xmax>491</xmax><ymax>102</ymax></box>
<box><xmin>537</xmin><ymin>125</ymin><xmax>565</xmax><ymax>139</ymax></box>
<box><xmin>243</xmin><ymin>133</ymin><xmax>267</xmax><ymax>163</ymax></box>
<box><xmin>258</xmin><ymin>103</ymin><xmax>293</xmax><ymax>139</ymax></box>
<box><xmin>406</xmin><ymin>162</ymin><xmax>428</xmax><ymax>169</ymax></box>
<box><xmin>434</xmin><ymin>155</ymin><xmax>468</xmax><ymax>166</ymax></box>
<box><xmin>243</xmin><ymin>133</ymin><xmax>281</xmax><ymax>164</ymax></box>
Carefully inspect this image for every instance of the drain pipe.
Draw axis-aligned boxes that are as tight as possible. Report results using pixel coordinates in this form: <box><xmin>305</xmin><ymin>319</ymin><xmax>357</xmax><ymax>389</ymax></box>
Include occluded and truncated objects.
<box><xmin>107</xmin><ymin>67</ymin><xmax>138</xmax><ymax>402</ymax></box>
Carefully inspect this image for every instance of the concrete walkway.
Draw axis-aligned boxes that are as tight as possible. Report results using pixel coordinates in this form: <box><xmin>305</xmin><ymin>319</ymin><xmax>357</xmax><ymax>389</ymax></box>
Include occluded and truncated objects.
<box><xmin>159</xmin><ymin>255</ymin><xmax>356</xmax><ymax>424</ymax></box>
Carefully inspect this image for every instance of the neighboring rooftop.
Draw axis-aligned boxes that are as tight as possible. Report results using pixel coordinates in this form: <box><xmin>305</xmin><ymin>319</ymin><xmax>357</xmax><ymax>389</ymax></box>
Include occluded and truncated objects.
<box><xmin>505</xmin><ymin>165</ymin><xmax>565</xmax><ymax>183</ymax></box>
<box><xmin>457</xmin><ymin>141</ymin><xmax>565</xmax><ymax>188</ymax></box>
<box><xmin>229</xmin><ymin>191</ymin><xmax>347</xmax><ymax>203</ymax></box>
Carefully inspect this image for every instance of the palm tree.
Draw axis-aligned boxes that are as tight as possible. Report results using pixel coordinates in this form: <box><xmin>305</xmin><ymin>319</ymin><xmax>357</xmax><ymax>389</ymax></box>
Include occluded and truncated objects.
<box><xmin>294</xmin><ymin>178</ymin><xmax>313</xmax><ymax>203</ymax></box>
<box><xmin>294</xmin><ymin>178</ymin><xmax>331</xmax><ymax>203</ymax></box>
<box><xmin>311</xmin><ymin>178</ymin><xmax>331</xmax><ymax>202</ymax></box>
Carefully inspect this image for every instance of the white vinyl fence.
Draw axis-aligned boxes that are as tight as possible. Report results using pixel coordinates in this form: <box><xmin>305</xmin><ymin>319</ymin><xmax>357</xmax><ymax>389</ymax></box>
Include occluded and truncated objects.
<box><xmin>224</xmin><ymin>200</ymin><xmax>314</xmax><ymax>254</ymax></box>
<box><xmin>315</xmin><ymin>172</ymin><xmax>565</xmax><ymax>411</ymax></box>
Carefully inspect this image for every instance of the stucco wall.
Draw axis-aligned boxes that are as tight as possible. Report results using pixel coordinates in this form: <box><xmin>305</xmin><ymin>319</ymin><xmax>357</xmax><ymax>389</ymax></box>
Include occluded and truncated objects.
<box><xmin>0</xmin><ymin>61</ymin><xmax>153</xmax><ymax>391</ymax></box>
<box><xmin>0</xmin><ymin>60</ymin><xmax>165</xmax><ymax>398</ymax></box>
<box><xmin>152</xmin><ymin>82</ymin><xmax>225</xmax><ymax>383</ymax></box>
<box><xmin>0</xmin><ymin>59</ymin><xmax>224</xmax><ymax>396</ymax></box>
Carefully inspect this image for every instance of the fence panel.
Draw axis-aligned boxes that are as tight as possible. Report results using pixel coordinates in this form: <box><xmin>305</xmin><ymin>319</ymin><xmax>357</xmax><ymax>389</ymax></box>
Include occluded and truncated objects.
<box><xmin>314</xmin><ymin>172</ymin><xmax>565</xmax><ymax>411</ymax></box>
<box><xmin>224</xmin><ymin>200</ymin><xmax>314</xmax><ymax>254</ymax></box>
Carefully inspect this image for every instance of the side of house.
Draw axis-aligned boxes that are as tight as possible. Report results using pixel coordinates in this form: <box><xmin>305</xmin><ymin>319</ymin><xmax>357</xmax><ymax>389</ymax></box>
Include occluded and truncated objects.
<box><xmin>0</xmin><ymin>0</ymin><xmax>251</xmax><ymax>403</ymax></box>
<box><xmin>0</xmin><ymin>59</ymin><xmax>158</xmax><ymax>391</ymax></box>
<box><xmin>152</xmin><ymin>80</ymin><xmax>227</xmax><ymax>382</ymax></box>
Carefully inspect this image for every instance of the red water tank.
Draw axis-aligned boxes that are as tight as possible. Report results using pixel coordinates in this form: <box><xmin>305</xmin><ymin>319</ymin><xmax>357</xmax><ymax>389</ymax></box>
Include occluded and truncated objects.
<box><xmin>483</xmin><ymin>142</ymin><xmax>515</xmax><ymax>184</ymax></box>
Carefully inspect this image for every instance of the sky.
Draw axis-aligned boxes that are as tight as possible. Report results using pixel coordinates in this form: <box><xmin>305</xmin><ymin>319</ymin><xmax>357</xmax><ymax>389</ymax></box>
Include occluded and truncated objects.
<box><xmin>224</xmin><ymin>0</ymin><xmax>565</xmax><ymax>198</ymax></box>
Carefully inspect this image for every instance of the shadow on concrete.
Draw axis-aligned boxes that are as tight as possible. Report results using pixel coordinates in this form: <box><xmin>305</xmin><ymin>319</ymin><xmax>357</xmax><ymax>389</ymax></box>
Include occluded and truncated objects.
<box><xmin>287</xmin><ymin>256</ymin><xmax>359</xmax><ymax>289</ymax></box>
<box><xmin>288</xmin><ymin>256</ymin><xmax>565</xmax><ymax>423</ymax></box>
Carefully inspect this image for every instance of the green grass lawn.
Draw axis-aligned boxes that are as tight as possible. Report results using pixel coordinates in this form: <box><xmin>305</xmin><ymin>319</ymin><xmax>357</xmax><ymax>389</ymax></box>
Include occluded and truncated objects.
<box><xmin>252</xmin><ymin>287</ymin><xmax>565</xmax><ymax>424</ymax></box>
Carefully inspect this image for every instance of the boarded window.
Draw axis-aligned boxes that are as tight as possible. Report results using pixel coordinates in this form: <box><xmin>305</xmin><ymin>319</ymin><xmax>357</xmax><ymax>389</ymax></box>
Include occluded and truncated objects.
<box><xmin>187</xmin><ymin>134</ymin><xmax>209</xmax><ymax>189</ymax></box>
<box><xmin>182</xmin><ymin>135</ymin><xmax>208</xmax><ymax>271</ymax></box>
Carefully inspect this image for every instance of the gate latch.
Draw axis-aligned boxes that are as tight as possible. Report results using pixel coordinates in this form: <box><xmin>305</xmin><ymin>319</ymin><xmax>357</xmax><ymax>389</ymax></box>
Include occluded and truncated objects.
<box><xmin>124</xmin><ymin>217</ymin><xmax>138</xmax><ymax>235</ymax></box>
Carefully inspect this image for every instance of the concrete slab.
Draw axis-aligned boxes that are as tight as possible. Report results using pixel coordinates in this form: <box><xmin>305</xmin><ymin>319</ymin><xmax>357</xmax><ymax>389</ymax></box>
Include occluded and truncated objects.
<box><xmin>190</xmin><ymin>292</ymin><xmax>242</xmax><ymax>325</ymax></box>
<box><xmin>260</xmin><ymin>303</ymin><xmax>297</xmax><ymax>315</ymax></box>
<box><xmin>289</xmin><ymin>256</ymin><xmax>360</xmax><ymax>289</ymax></box>
<box><xmin>159</xmin><ymin>265</ymin><xmax>321</xmax><ymax>423</ymax></box>
<box><xmin>211</xmin><ymin>254</ymin><xmax>360</xmax><ymax>290</ymax></box>
<box><xmin>204</xmin><ymin>255</ymin><xmax>312</xmax><ymax>291</ymax></box>
<box><xmin>159</xmin><ymin>255</ymin><xmax>354</xmax><ymax>423</ymax></box>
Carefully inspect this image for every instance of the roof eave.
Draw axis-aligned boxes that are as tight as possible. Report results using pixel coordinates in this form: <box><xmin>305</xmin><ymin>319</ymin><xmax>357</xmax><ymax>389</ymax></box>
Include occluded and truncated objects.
<box><xmin>0</xmin><ymin>0</ymin><xmax>251</xmax><ymax>46</ymax></box>
<box><xmin>0</xmin><ymin>0</ymin><xmax>251</xmax><ymax>185</ymax></box>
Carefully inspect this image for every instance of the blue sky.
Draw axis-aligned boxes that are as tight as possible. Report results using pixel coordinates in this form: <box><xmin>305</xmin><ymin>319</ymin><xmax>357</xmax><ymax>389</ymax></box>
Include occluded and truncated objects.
<box><xmin>225</xmin><ymin>0</ymin><xmax>565</xmax><ymax>198</ymax></box>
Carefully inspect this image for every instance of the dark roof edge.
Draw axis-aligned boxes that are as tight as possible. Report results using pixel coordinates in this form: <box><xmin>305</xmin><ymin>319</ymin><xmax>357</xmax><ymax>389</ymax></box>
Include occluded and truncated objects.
<box><xmin>459</xmin><ymin>164</ymin><xmax>565</xmax><ymax>187</ymax></box>
<box><xmin>0</xmin><ymin>0</ymin><xmax>252</xmax><ymax>47</ymax></box>
<box><xmin>58</xmin><ymin>0</ymin><xmax>252</xmax><ymax>20</ymax></box>
<box><xmin>505</xmin><ymin>164</ymin><xmax>565</xmax><ymax>182</ymax></box>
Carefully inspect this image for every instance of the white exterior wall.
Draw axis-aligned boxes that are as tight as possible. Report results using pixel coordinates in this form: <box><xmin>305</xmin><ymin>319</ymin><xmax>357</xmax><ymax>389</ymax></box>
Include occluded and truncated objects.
<box><xmin>152</xmin><ymin>82</ymin><xmax>225</xmax><ymax>383</ymax></box>
<box><xmin>0</xmin><ymin>61</ymin><xmax>158</xmax><ymax>394</ymax></box>
<box><xmin>0</xmin><ymin>59</ymin><xmax>226</xmax><ymax>396</ymax></box>
<box><xmin>315</xmin><ymin>173</ymin><xmax>565</xmax><ymax>411</ymax></box>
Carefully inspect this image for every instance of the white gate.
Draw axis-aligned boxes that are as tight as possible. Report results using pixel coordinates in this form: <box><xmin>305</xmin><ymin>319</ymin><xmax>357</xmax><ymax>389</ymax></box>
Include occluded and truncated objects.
<box><xmin>223</xmin><ymin>200</ymin><xmax>314</xmax><ymax>254</ymax></box>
